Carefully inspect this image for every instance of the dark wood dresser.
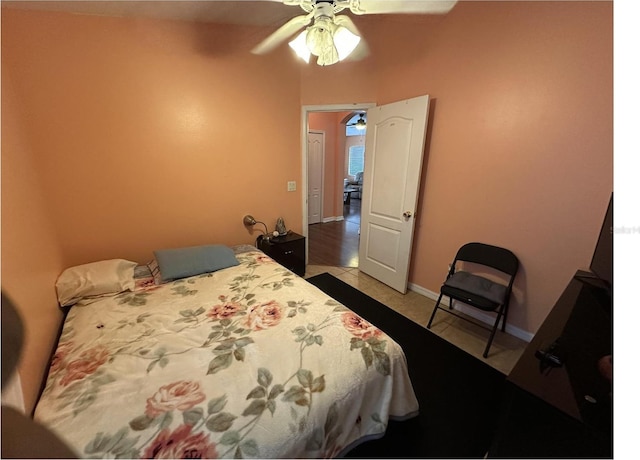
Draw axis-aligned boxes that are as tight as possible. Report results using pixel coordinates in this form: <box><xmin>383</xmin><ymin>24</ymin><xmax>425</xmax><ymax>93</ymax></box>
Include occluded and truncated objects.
<box><xmin>489</xmin><ymin>271</ymin><xmax>613</xmax><ymax>458</ymax></box>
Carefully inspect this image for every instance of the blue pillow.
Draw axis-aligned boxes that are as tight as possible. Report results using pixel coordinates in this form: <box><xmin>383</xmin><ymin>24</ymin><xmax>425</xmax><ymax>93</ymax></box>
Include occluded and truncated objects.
<box><xmin>153</xmin><ymin>245</ymin><xmax>239</xmax><ymax>282</ymax></box>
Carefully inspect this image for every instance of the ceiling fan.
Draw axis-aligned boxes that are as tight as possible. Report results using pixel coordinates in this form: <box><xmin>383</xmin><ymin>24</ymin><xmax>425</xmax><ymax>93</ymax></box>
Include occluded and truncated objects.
<box><xmin>252</xmin><ymin>0</ymin><xmax>457</xmax><ymax>66</ymax></box>
<box><xmin>347</xmin><ymin>113</ymin><xmax>367</xmax><ymax>130</ymax></box>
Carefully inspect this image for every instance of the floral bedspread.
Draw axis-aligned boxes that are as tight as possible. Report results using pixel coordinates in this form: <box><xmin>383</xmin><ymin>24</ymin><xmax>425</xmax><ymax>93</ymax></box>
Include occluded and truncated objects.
<box><xmin>34</xmin><ymin>251</ymin><xmax>419</xmax><ymax>458</ymax></box>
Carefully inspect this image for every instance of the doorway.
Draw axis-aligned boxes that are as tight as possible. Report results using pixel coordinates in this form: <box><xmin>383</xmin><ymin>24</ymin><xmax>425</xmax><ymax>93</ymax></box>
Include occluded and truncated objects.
<box><xmin>302</xmin><ymin>104</ymin><xmax>374</xmax><ymax>268</ymax></box>
<box><xmin>343</xmin><ymin>110</ymin><xmax>366</xmax><ymax>220</ymax></box>
<box><xmin>302</xmin><ymin>96</ymin><xmax>430</xmax><ymax>293</ymax></box>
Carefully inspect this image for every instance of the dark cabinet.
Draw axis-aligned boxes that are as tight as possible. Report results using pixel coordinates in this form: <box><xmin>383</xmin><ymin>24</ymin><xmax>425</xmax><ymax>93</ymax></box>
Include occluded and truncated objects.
<box><xmin>257</xmin><ymin>232</ymin><xmax>306</xmax><ymax>277</ymax></box>
<box><xmin>489</xmin><ymin>271</ymin><xmax>612</xmax><ymax>458</ymax></box>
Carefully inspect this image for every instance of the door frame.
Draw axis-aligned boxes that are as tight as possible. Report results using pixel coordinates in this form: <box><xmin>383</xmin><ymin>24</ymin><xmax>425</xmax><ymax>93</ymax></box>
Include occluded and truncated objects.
<box><xmin>300</xmin><ymin>103</ymin><xmax>376</xmax><ymax>263</ymax></box>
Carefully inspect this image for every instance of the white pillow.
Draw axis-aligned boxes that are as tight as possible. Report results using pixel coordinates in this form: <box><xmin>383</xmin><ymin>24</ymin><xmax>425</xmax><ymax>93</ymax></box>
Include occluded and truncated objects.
<box><xmin>55</xmin><ymin>259</ymin><xmax>138</xmax><ymax>306</ymax></box>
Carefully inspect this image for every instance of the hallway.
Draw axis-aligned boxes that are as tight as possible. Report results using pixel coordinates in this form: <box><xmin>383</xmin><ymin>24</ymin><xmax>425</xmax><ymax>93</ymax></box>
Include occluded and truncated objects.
<box><xmin>308</xmin><ymin>198</ymin><xmax>360</xmax><ymax>267</ymax></box>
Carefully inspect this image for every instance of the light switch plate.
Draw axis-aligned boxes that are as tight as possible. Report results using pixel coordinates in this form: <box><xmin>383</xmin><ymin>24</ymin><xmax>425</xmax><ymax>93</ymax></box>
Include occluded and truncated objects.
<box><xmin>287</xmin><ymin>181</ymin><xmax>297</xmax><ymax>191</ymax></box>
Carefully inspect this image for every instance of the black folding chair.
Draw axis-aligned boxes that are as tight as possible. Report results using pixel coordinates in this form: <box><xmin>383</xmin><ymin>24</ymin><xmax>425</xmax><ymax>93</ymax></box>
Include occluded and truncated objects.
<box><xmin>426</xmin><ymin>242</ymin><xmax>519</xmax><ymax>358</ymax></box>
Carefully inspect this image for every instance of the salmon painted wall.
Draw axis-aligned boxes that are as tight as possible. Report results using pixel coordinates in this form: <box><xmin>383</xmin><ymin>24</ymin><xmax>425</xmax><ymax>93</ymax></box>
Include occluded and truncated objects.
<box><xmin>299</xmin><ymin>56</ymin><xmax>377</xmax><ymax>106</ymax></box>
<box><xmin>2</xmin><ymin>8</ymin><xmax>302</xmax><ymax>268</ymax></box>
<box><xmin>369</xmin><ymin>1</ymin><xmax>613</xmax><ymax>333</ymax></box>
<box><xmin>1</xmin><ymin>74</ymin><xmax>67</xmax><ymax>412</ymax></box>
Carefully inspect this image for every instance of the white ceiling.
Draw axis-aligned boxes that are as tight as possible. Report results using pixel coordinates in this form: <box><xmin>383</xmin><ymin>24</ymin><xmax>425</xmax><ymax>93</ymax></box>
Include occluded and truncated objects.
<box><xmin>2</xmin><ymin>1</ymin><xmax>300</xmax><ymax>27</ymax></box>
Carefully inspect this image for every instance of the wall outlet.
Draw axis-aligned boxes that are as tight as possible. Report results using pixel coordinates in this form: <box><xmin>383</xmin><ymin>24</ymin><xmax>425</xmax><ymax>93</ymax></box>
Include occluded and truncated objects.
<box><xmin>287</xmin><ymin>181</ymin><xmax>297</xmax><ymax>191</ymax></box>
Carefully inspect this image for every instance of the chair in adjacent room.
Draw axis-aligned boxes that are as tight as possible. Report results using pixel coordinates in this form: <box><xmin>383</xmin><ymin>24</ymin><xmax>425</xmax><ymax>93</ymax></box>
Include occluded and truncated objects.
<box><xmin>346</xmin><ymin>171</ymin><xmax>364</xmax><ymax>199</ymax></box>
<box><xmin>426</xmin><ymin>242</ymin><xmax>519</xmax><ymax>358</ymax></box>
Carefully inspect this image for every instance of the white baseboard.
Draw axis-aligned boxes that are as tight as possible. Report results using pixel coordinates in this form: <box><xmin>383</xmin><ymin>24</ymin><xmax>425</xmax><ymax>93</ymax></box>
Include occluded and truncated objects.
<box><xmin>407</xmin><ymin>282</ymin><xmax>534</xmax><ymax>343</ymax></box>
<box><xmin>321</xmin><ymin>216</ymin><xmax>344</xmax><ymax>223</ymax></box>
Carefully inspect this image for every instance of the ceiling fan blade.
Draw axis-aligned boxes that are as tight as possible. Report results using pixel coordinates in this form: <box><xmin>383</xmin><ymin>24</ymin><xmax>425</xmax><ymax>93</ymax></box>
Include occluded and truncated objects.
<box><xmin>334</xmin><ymin>15</ymin><xmax>361</xmax><ymax>37</ymax></box>
<box><xmin>350</xmin><ymin>0</ymin><xmax>457</xmax><ymax>15</ymax></box>
<box><xmin>251</xmin><ymin>13</ymin><xmax>313</xmax><ymax>55</ymax></box>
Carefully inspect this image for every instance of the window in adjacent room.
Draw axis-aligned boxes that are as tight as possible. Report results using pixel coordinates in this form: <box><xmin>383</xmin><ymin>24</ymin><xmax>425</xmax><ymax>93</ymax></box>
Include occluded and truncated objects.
<box><xmin>347</xmin><ymin>145</ymin><xmax>365</xmax><ymax>176</ymax></box>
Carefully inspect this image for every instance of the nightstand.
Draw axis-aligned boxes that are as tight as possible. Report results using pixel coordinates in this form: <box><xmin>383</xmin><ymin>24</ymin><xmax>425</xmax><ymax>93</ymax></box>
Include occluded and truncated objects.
<box><xmin>256</xmin><ymin>232</ymin><xmax>306</xmax><ymax>277</ymax></box>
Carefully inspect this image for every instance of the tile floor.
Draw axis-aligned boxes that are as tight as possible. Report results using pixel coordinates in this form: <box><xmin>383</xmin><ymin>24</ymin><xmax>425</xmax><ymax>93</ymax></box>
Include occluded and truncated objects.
<box><xmin>305</xmin><ymin>264</ymin><xmax>528</xmax><ymax>375</ymax></box>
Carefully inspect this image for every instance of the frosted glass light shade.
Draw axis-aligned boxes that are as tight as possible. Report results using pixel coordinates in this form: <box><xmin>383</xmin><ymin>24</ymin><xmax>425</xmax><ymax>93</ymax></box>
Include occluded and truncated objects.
<box><xmin>333</xmin><ymin>25</ymin><xmax>361</xmax><ymax>61</ymax></box>
<box><xmin>288</xmin><ymin>31</ymin><xmax>311</xmax><ymax>63</ymax></box>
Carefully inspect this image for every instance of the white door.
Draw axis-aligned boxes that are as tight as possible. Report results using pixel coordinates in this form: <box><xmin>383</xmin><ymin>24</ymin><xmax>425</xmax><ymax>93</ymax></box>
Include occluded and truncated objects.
<box><xmin>358</xmin><ymin>95</ymin><xmax>430</xmax><ymax>293</ymax></box>
<box><xmin>307</xmin><ymin>131</ymin><xmax>324</xmax><ymax>225</ymax></box>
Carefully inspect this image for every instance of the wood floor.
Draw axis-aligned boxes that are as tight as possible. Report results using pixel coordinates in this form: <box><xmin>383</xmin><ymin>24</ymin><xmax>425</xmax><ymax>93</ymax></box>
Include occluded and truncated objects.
<box><xmin>308</xmin><ymin>198</ymin><xmax>361</xmax><ymax>267</ymax></box>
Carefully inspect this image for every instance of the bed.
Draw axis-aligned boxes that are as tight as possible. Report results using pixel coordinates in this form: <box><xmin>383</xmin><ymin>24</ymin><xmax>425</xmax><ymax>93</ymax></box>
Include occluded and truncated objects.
<box><xmin>33</xmin><ymin>245</ymin><xmax>419</xmax><ymax>458</ymax></box>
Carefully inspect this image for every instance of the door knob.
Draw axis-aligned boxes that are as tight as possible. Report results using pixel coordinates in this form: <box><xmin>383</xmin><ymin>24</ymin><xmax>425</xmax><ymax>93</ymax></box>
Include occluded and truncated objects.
<box><xmin>403</xmin><ymin>211</ymin><xmax>413</xmax><ymax>218</ymax></box>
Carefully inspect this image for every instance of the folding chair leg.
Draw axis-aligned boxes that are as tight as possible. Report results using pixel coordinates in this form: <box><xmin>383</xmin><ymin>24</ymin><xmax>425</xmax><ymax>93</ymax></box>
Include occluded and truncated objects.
<box><xmin>426</xmin><ymin>293</ymin><xmax>445</xmax><ymax>329</ymax></box>
<box><xmin>483</xmin><ymin>307</ymin><xmax>505</xmax><ymax>358</ymax></box>
<box><xmin>501</xmin><ymin>302</ymin><xmax>509</xmax><ymax>332</ymax></box>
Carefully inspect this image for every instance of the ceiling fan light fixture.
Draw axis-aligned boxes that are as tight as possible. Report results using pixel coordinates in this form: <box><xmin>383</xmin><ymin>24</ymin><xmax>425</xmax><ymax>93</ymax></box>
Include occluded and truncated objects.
<box><xmin>288</xmin><ymin>15</ymin><xmax>360</xmax><ymax>66</ymax></box>
<box><xmin>316</xmin><ymin>50</ymin><xmax>339</xmax><ymax>66</ymax></box>
<box><xmin>306</xmin><ymin>18</ymin><xmax>335</xmax><ymax>55</ymax></box>
<box><xmin>315</xmin><ymin>38</ymin><xmax>339</xmax><ymax>66</ymax></box>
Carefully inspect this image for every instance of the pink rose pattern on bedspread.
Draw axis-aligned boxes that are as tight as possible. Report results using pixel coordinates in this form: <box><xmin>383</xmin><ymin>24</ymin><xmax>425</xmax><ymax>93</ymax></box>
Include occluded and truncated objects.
<box><xmin>143</xmin><ymin>424</ymin><xmax>218</xmax><ymax>459</ymax></box>
<box><xmin>34</xmin><ymin>251</ymin><xmax>418</xmax><ymax>459</ymax></box>
<box><xmin>145</xmin><ymin>381</ymin><xmax>207</xmax><ymax>417</ymax></box>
